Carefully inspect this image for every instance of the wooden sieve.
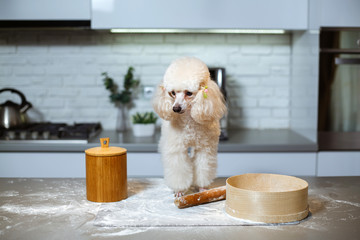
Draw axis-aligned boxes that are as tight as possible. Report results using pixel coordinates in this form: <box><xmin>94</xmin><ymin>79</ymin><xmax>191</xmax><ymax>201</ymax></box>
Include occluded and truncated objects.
<box><xmin>225</xmin><ymin>173</ymin><xmax>309</xmax><ymax>223</ymax></box>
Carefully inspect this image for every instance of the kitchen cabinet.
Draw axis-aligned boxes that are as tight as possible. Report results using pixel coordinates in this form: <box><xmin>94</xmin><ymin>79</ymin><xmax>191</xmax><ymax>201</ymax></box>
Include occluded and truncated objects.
<box><xmin>217</xmin><ymin>152</ymin><xmax>317</xmax><ymax>176</ymax></box>
<box><xmin>309</xmin><ymin>0</ymin><xmax>360</xmax><ymax>29</ymax></box>
<box><xmin>91</xmin><ymin>0</ymin><xmax>308</xmax><ymax>30</ymax></box>
<box><xmin>2</xmin><ymin>151</ymin><xmax>360</xmax><ymax>177</ymax></box>
<box><xmin>0</xmin><ymin>152</ymin><xmax>163</xmax><ymax>178</ymax></box>
<box><xmin>0</xmin><ymin>0</ymin><xmax>90</xmax><ymax>20</ymax></box>
<box><xmin>0</xmin><ymin>153</ymin><xmax>85</xmax><ymax>178</ymax></box>
<box><xmin>317</xmin><ymin>151</ymin><xmax>360</xmax><ymax>176</ymax></box>
<box><xmin>0</xmin><ymin>152</ymin><xmax>316</xmax><ymax>178</ymax></box>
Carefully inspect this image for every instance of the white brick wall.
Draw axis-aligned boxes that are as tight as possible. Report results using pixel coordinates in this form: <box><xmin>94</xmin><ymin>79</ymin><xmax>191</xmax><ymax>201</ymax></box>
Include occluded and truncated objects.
<box><xmin>0</xmin><ymin>30</ymin><xmax>291</xmax><ymax>130</ymax></box>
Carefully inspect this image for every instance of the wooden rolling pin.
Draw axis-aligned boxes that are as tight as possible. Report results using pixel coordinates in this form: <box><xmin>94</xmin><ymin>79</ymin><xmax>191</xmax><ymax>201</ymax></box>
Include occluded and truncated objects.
<box><xmin>174</xmin><ymin>186</ymin><xmax>226</xmax><ymax>209</ymax></box>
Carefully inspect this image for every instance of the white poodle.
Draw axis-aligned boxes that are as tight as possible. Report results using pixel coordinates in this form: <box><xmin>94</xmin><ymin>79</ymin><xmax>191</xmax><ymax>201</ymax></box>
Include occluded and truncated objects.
<box><xmin>153</xmin><ymin>57</ymin><xmax>227</xmax><ymax>197</ymax></box>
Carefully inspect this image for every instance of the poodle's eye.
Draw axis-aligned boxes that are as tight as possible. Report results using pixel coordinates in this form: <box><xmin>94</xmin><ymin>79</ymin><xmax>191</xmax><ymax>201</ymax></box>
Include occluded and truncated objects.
<box><xmin>169</xmin><ymin>91</ymin><xmax>176</xmax><ymax>97</ymax></box>
<box><xmin>186</xmin><ymin>91</ymin><xmax>193</xmax><ymax>96</ymax></box>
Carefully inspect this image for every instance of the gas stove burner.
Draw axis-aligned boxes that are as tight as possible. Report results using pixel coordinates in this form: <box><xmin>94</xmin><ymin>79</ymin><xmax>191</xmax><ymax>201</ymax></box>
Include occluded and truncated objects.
<box><xmin>58</xmin><ymin>123</ymin><xmax>102</xmax><ymax>139</ymax></box>
<box><xmin>0</xmin><ymin>122</ymin><xmax>102</xmax><ymax>143</ymax></box>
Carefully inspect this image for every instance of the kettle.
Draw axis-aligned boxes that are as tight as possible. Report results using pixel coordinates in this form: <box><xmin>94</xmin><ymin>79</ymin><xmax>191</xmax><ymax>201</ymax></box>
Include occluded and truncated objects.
<box><xmin>0</xmin><ymin>88</ymin><xmax>32</xmax><ymax>129</ymax></box>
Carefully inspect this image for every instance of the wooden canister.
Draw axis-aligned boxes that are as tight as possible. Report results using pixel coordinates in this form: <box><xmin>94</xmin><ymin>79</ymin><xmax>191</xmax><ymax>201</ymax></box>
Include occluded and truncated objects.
<box><xmin>85</xmin><ymin>138</ymin><xmax>127</xmax><ymax>202</ymax></box>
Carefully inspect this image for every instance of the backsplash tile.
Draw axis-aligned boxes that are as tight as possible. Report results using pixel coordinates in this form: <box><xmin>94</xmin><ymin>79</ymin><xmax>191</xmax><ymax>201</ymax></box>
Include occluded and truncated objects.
<box><xmin>0</xmin><ymin>30</ymin><xmax>291</xmax><ymax>130</ymax></box>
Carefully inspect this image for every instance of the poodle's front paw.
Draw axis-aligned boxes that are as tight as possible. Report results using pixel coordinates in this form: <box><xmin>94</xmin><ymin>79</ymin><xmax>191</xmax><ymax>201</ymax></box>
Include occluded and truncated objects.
<box><xmin>174</xmin><ymin>191</ymin><xmax>185</xmax><ymax>198</ymax></box>
<box><xmin>195</xmin><ymin>186</ymin><xmax>208</xmax><ymax>192</ymax></box>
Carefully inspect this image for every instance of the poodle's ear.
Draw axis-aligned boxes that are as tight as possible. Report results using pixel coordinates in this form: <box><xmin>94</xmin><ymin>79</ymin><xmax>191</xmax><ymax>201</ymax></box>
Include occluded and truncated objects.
<box><xmin>152</xmin><ymin>84</ymin><xmax>176</xmax><ymax>121</ymax></box>
<box><xmin>190</xmin><ymin>80</ymin><xmax>227</xmax><ymax>124</ymax></box>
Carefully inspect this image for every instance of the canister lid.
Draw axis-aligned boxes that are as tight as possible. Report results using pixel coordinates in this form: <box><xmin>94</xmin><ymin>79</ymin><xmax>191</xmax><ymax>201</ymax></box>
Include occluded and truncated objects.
<box><xmin>85</xmin><ymin>138</ymin><xmax>127</xmax><ymax>157</ymax></box>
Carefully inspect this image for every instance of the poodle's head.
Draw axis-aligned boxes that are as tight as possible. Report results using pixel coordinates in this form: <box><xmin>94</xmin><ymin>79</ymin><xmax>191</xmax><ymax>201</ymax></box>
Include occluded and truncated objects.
<box><xmin>153</xmin><ymin>56</ymin><xmax>226</xmax><ymax>123</ymax></box>
<box><xmin>162</xmin><ymin>57</ymin><xmax>210</xmax><ymax>114</ymax></box>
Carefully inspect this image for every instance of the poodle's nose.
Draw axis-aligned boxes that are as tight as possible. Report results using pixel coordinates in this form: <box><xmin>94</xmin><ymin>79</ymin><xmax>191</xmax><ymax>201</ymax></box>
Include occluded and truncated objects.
<box><xmin>173</xmin><ymin>106</ymin><xmax>182</xmax><ymax>113</ymax></box>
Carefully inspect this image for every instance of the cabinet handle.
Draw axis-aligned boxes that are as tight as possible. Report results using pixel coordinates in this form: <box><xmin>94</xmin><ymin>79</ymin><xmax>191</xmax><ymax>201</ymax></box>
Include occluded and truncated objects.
<box><xmin>335</xmin><ymin>58</ymin><xmax>360</xmax><ymax>65</ymax></box>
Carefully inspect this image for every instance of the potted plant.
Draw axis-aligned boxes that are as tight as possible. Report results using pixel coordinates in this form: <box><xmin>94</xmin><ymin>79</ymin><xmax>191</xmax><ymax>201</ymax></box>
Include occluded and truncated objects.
<box><xmin>102</xmin><ymin>67</ymin><xmax>140</xmax><ymax>132</ymax></box>
<box><xmin>131</xmin><ymin>112</ymin><xmax>158</xmax><ymax>137</ymax></box>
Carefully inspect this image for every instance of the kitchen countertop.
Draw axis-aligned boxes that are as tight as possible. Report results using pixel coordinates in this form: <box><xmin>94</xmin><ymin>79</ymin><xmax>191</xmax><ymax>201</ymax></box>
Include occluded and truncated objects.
<box><xmin>0</xmin><ymin>177</ymin><xmax>359</xmax><ymax>240</ymax></box>
<box><xmin>0</xmin><ymin>129</ymin><xmax>317</xmax><ymax>152</ymax></box>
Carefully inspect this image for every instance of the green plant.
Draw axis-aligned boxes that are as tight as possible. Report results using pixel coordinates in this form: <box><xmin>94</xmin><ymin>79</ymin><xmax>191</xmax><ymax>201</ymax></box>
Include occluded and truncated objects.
<box><xmin>102</xmin><ymin>67</ymin><xmax>140</xmax><ymax>104</ymax></box>
<box><xmin>132</xmin><ymin>112</ymin><xmax>158</xmax><ymax>124</ymax></box>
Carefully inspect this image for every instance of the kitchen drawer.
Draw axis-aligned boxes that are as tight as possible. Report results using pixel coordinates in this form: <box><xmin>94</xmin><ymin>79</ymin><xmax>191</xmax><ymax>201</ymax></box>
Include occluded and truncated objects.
<box><xmin>0</xmin><ymin>152</ymin><xmax>163</xmax><ymax>178</ymax></box>
<box><xmin>0</xmin><ymin>152</ymin><xmax>318</xmax><ymax>178</ymax></box>
<box><xmin>0</xmin><ymin>153</ymin><xmax>85</xmax><ymax>178</ymax></box>
<box><xmin>217</xmin><ymin>152</ymin><xmax>317</xmax><ymax>176</ymax></box>
<box><xmin>317</xmin><ymin>151</ymin><xmax>360</xmax><ymax>176</ymax></box>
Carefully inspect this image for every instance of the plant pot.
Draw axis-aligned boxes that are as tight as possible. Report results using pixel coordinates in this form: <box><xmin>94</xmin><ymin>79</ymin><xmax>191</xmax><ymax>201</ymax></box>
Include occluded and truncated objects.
<box><xmin>132</xmin><ymin>123</ymin><xmax>155</xmax><ymax>137</ymax></box>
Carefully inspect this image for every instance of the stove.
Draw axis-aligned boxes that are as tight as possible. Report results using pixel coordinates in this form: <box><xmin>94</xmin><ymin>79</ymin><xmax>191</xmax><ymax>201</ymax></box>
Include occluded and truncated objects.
<box><xmin>0</xmin><ymin>122</ymin><xmax>102</xmax><ymax>144</ymax></box>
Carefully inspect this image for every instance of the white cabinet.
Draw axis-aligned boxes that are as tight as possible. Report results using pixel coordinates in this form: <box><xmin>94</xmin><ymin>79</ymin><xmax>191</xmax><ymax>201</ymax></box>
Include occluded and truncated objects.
<box><xmin>3</xmin><ymin>151</ymin><xmax>360</xmax><ymax>178</ymax></box>
<box><xmin>217</xmin><ymin>153</ymin><xmax>317</xmax><ymax>177</ymax></box>
<box><xmin>309</xmin><ymin>0</ymin><xmax>360</xmax><ymax>29</ymax></box>
<box><xmin>0</xmin><ymin>152</ymin><xmax>163</xmax><ymax>178</ymax></box>
<box><xmin>91</xmin><ymin>0</ymin><xmax>308</xmax><ymax>30</ymax></box>
<box><xmin>0</xmin><ymin>152</ymin><xmax>317</xmax><ymax>178</ymax></box>
<box><xmin>0</xmin><ymin>0</ymin><xmax>90</xmax><ymax>20</ymax></box>
<box><xmin>0</xmin><ymin>153</ymin><xmax>86</xmax><ymax>178</ymax></box>
<box><xmin>317</xmin><ymin>152</ymin><xmax>360</xmax><ymax>176</ymax></box>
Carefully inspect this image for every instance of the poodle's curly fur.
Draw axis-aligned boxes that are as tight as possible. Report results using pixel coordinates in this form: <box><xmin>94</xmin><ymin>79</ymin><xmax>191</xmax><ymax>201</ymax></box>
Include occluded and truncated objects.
<box><xmin>153</xmin><ymin>57</ymin><xmax>227</xmax><ymax>194</ymax></box>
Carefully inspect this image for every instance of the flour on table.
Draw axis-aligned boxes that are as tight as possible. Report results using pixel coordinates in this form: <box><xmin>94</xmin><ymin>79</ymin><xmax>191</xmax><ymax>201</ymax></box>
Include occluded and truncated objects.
<box><xmin>0</xmin><ymin>178</ymin><xmax>314</xmax><ymax>238</ymax></box>
<box><xmin>0</xmin><ymin>191</ymin><xmax>19</xmax><ymax>197</ymax></box>
<box><xmin>94</xmin><ymin>178</ymin><xmax>299</xmax><ymax>227</ymax></box>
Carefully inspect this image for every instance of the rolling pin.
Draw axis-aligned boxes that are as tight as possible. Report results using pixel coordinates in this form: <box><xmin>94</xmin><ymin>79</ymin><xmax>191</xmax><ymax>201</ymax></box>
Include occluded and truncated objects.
<box><xmin>174</xmin><ymin>186</ymin><xmax>226</xmax><ymax>209</ymax></box>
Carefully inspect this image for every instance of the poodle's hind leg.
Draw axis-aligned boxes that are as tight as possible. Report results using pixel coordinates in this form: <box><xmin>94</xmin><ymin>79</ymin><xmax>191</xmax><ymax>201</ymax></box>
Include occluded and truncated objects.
<box><xmin>193</xmin><ymin>147</ymin><xmax>218</xmax><ymax>190</ymax></box>
<box><xmin>162</xmin><ymin>146</ymin><xmax>193</xmax><ymax>194</ymax></box>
